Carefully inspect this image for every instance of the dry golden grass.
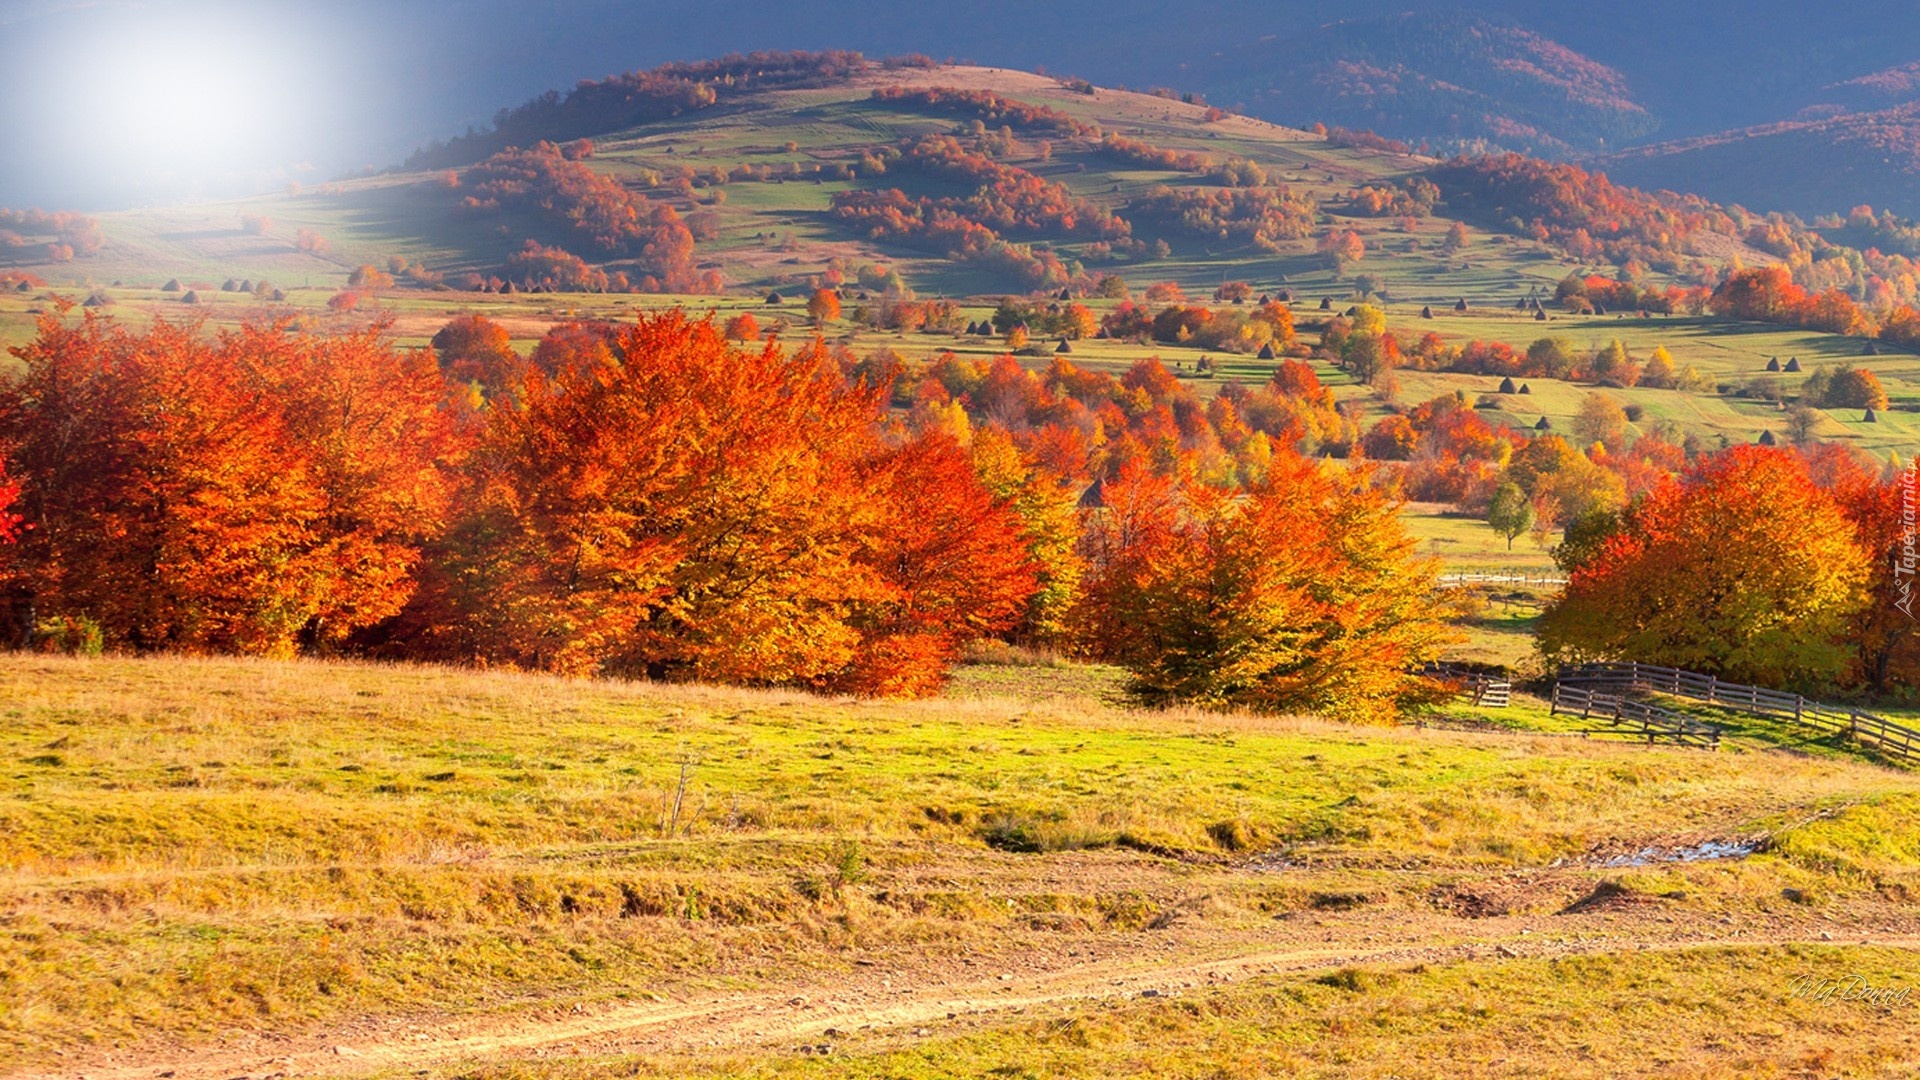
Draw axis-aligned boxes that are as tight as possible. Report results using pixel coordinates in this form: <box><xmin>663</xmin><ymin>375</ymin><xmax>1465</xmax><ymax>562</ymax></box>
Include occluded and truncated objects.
<box><xmin>3</xmin><ymin>652</ymin><xmax>1918</xmax><ymax>1073</ymax></box>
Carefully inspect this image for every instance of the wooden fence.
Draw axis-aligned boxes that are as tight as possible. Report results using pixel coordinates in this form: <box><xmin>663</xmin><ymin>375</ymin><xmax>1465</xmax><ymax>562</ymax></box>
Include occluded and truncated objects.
<box><xmin>1549</xmin><ymin>684</ymin><xmax>1722</xmax><ymax>748</ymax></box>
<box><xmin>1436</xmin><ymin>570</ymin><xmax>1569</xmax><ymax>589</ymax></box>
<box><xmin>1558</xmin><ymin>662</ymin><xmax>1918</xmax><ymax>764</ymax></box>
<box><xmin>1421</xmin><ymin>662</ymin><xmax>1511</xmax><ymax>708</ymax></box>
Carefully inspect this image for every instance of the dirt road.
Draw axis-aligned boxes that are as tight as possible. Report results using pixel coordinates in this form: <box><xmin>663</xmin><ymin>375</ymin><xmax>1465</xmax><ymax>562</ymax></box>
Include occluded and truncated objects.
<box><xmin>18</xmin><ymin>906</ymin><xmax>1917</xmax><ymax>1080</ymax></box>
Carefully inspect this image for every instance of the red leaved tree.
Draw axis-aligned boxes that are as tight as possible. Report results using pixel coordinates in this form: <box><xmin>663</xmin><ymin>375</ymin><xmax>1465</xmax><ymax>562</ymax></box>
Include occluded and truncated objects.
<box><xmin>0</xmin><ymin>310</ymin><xmax>453</xmax><ymax>654</ymax></box>
<box><xmin>407</xmin><ymin>311</ymin><xmax>1033</xmax><ymax>693</ymax></box>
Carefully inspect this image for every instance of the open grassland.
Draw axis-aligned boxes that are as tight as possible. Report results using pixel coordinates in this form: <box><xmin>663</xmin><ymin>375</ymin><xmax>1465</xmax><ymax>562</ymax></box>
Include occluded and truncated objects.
<box><xmin>3</xmin><ymin>653</ymin><xmax>1920</xmax><ymax>1078</ymax></box>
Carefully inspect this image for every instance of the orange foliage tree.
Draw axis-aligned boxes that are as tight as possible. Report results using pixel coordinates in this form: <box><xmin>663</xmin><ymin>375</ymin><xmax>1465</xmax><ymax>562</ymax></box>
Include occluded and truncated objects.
<box><xmin>1539</xmin><ymin>447</ymin><xmax>1870</xmax><ymax>689</ymax></box>
<box><xmin>1075</xmin><ymin>455</ymin><xmax>1454</xmax><ymax>721</ymax></box>
<box><xmin>807</xmin><ymin>288</ymin><xmax>841</xmax><ymax>326</ymax></box>
<box><xmin>1803</xmin><ymin>446</ymin><xmax>1920</xmax><ymax>692</ymax></box>
<box><xmin>431</xmin><ymin>313</ymin><xmax>518</xmax><ymax>397</ymax></box>
<box><xmin>405</xmin><ymin>311</ymin><xmax>1032</xmax><ymax>693</ymax></box>
<box><xmin>724</xmin><ymin>312</ymin><xmax>761</xmax><ymax>341</ymax></box>
<box><xmin>0</xmin><ymin>310</ymin><xmax>455</xmax><ymax>654</ymax></box>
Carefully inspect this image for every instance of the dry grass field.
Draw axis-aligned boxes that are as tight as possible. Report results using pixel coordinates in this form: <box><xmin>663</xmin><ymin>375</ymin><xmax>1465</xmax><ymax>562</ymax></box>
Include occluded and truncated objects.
<box><xmin>3</xmin><ymin>652</ymin><xmax>1918</xmax><ymax>1078</ymax></box>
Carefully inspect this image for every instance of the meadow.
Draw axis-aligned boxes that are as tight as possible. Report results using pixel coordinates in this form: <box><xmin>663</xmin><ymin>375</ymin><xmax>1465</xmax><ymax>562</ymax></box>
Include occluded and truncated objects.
<box><xmin>3</xmin><ymin>651</ymin><xmax>1919</xmax><ymax>1078</ymax></box>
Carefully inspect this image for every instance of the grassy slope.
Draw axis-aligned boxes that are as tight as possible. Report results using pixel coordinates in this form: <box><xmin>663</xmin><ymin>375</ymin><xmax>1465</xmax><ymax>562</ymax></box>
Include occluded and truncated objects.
<box><xmin>3</xmin><ymin>653</ymin><xmax>1918</xmax><ymax>1075</ymax></box>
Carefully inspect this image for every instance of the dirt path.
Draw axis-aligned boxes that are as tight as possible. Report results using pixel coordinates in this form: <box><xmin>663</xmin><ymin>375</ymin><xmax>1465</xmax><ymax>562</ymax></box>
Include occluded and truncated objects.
<box><xmin>19</xmin><ymin>921</ymin><xmax>1920</xmax><ymax>1080</ymax></box>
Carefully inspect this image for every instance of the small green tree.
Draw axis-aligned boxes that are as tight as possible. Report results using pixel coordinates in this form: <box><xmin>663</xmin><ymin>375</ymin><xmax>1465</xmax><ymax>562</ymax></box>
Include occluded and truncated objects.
<box><xmin>1486</xmin><ymin>483</ymin><xmax>1534</xmax><ymax>551</ymax></box>
<box><xmin>1553</xmin><ymin>507</ymin><xmax>1621</xmax><ymax>574</ymax></box>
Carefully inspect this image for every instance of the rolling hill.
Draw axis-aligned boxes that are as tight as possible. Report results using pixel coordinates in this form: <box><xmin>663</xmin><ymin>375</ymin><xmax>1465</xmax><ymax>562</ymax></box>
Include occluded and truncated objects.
<box><xmin>1601</xmin><ymin>102</ymin><xmax>1920</xmax><ymax>220</ymax></box>
<box><xmin>3</xmin><ymin>55</ymin><xmax>1919</xmax><ymax>467</ymax></box>
<box><xmin>1199</xmin><ymin>11</ymin><xmax>1658</xmax><ymax>158</ymax></box>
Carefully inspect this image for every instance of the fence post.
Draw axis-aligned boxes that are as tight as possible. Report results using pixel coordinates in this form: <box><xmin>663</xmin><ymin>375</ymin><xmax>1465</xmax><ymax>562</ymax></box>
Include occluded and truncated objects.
<box><xmin>1705</xmin><ymin>675</ymin><xmax>1717</xmax><ymax>704</ymax></box>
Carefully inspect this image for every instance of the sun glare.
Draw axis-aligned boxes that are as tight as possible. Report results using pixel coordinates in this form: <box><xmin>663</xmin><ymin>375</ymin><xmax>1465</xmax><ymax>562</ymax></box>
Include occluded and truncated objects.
<box><xmin>51</xmin><ymin>7</ymin><xmax>344</xmax><ymax>193</ymax></box>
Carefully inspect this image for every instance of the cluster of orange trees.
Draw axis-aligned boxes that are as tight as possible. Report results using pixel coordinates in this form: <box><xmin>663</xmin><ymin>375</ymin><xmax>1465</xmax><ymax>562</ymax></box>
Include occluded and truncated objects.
<box><xmin>1542</xmin><ymin>445</ymin><xmax>1916</xmax><ymax>693</ymax></box>
<box><xmin>0</xmin><ymin>307</ymin><xmax>1459</xmax><ymax>716</ymax></box>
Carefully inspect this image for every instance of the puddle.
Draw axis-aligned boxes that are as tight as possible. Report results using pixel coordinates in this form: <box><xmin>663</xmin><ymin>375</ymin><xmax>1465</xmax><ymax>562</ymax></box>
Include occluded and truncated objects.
<box><xmin>1559</xmin><ymin>839</ymin><xmax>1759</xmax><ymax>869</ymax></box>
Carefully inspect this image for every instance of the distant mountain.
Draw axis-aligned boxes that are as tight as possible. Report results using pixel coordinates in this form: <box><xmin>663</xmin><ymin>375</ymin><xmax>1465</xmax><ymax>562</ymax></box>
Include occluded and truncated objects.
<box><xmin>1601</xmin><ymin>103</ymin><xmax>1920</xmax><ymax>220</ymax></box>
<box><xmin>1199</xmin><ymin>12</ymin><xmax>1657</xmax><ymax>158</ymax></box>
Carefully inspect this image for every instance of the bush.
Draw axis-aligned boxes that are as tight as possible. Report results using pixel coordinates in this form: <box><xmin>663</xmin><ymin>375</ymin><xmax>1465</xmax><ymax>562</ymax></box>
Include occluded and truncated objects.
<box><xmin>34</xmin><ymin>615</ymin><xmax>104</xmax><ymax>656</ymax></box>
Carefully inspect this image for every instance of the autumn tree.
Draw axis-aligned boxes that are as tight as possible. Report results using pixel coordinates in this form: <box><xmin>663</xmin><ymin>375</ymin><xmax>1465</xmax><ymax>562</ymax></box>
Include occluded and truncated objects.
<box><xmin>408</xmin><ymin>311</ymin><xmax>1032</xmax><ymax>693</ymax></box>
<box><xmin>1316</xmin><ymin>228</ymin><xmax>1366</xmax><ymax>277</ymax></box>
<box><xmin>1638</xmin><ymin>345</ymin><xmax>1678</xmax><ymax>389</ymax></box>
<box><xmin>831</xmin><ymin>431</ymin><xmax>1038</xmax><ymax>696</ymax></box>
<box><xmin>1817</xmin><ymin>453</ymin><xmax>1920</xmax><ymax>691</ymax></box>
<box><xmin>348</xmin><ymin>264</ymin><xmax>395</xmax><ymax>289</ymax></box>
<box><xmin>969</xmin><ymin>425</ymin><xmax>1082</xmax><ymax>646</ymax></box>
<box><xmin>1823</xmin><ymin>367</ymin><xmax>1890</xmax><ymax>410</ymax></box>
<box><xmin>1505</xmin><ymin>435</ymin><xmax>1624</xmax><ymax>526</ymax></box>
<box><xmin>431</xmin><ymin>313</ymin><xmax>518</xmax><ymax>397</ymax></box>
<box><xmin>1332</xmin><ymin>305</ymin><xmax>1398</xmax><ymax>386</ymax></box>
<box><xmin>724</xmin><ymin>312</ymin><xmax>761</xmax><ymax>341</ymax></box>
<box><xmin>0</xmin><ymin>310</ymin><xmax>455</xmax><ymax>655</ymax></box>
<box><xmin>1076</xmin><ymin>455</ymin><xmax>1455</xmax><ymax>722</ymax></box>
<box><xmin>1538</xmin><ymin>447</ymin><xmax>1870</xmax><ymax>689</ymax></box>
<box><xmin>808</xmin><ymin>288</ymin><xmax>842</xmax><ymax>326</ymax></box>
<box><xmin>1572</xmin><ymin>393</ymin><xmax>1630</xmax><ymax>453</ymax></box>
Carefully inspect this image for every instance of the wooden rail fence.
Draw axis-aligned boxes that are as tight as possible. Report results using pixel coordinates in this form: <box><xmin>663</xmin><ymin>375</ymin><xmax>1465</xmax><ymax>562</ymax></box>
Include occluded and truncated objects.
<box><xmin>1436</xmin><ymin>570</ymin><xmax>1569</xmax><ymax>589</ymax></box>
<box><xmin>1421</xmin><ymin>662</ymin><xmax>1511</xmax><ymax>708</ymax></box>
<box><xmin>1557</xmin><ymin>662</ymin><xmax>1918</xmax><ymax>764</ymax></box>
<box><xmin>1548</xmin><ymin>684</ymin><xmax>1722</xmax><ymax>748</ymax></box>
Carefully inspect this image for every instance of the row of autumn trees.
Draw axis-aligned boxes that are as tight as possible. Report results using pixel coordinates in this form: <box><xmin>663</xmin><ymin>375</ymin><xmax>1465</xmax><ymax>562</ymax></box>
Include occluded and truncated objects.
<box><xmin>0</xmin><ymin>307</ymin><xmax>1456</xmax><ymax>719</ymax></box>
